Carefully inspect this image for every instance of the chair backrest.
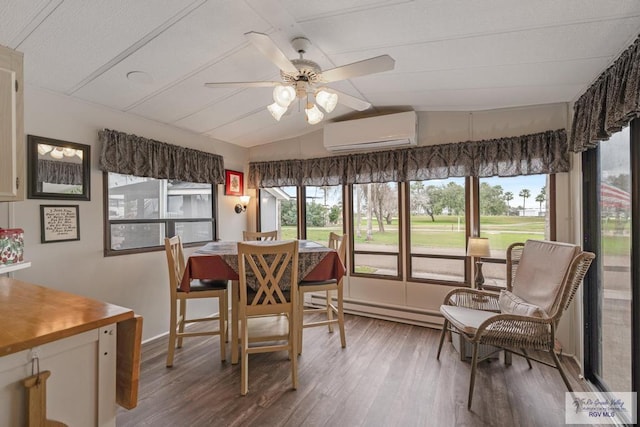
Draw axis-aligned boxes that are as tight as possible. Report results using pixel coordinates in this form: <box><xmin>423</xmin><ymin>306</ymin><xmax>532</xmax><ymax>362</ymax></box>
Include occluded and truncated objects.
<box><xmin>164</xmin><ymin>236</ymin><xmax>185</xmax><ymax>295</ymax></box>
<box><xmin>328</xmin><ymin>232</ymin><xmax>347</xmax><ymax>266</ymax></box>
<box><xmin>237</xmin><ymin>240</ymin><xmax>299</xmax><ymax>317</ymax></box>
<box><xmin>509</xmin><ymin>240</ymin><xmax>594</xmax><ymax>318</ymax></box>
<box><xmin>243</xmin><ymin>230</ymin><xmax>278</xmax><ymax>241</ymax></box>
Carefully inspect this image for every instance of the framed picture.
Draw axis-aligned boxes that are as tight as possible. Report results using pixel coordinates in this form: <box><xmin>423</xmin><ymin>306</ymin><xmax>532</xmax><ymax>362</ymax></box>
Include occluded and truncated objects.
<box><xmin>40</xmin><ymin>205</ymin><xmax>80</xmax><ymax>243</ymax></box>
<box><xmin>225</xmin><ymin>169</ymin><xmax>244</xmax><ymax>196</ymax></box>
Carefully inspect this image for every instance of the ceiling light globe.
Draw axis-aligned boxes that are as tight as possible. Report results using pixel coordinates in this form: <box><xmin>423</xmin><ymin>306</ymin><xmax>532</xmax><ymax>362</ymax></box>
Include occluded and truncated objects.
<box><xmin>267</xmin><ymin>102</ymin><xmax>288</xmax><ymax>121</ymax></box>
<box><xmin>316</xmin><ymin>90</ymin><xmax>338</xmax><ymax>113</ymax></box>
<box><xmin>273</xmin><ymin>85</ymin><xmax>296</xmax><ymax>108</ymax></box>
<box><xmin>305</xmin><ymin>103</ymin><xmax>324</xmax><ymax>125</ymax></box>
<box><xmin>63</xmin><ymin>148</ymin><xmax>76</xmax><ymax>157</ymax></box>
<box><xmin>50</xmin><ymin>148</ymin><xmax>64</xmax><ymax>159</ymax></box>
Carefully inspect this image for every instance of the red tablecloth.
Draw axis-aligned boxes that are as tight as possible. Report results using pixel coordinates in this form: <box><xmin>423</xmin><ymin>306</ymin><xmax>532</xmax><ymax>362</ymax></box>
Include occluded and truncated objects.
<box><xmin>180</xmin><ymin>240</ymin><xmax>345</xmax><ymax>292</ymax></box>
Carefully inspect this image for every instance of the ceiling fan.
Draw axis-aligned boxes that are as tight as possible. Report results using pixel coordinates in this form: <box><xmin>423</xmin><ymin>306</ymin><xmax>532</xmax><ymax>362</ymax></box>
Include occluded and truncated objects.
<box><xmin>204</xmin><ymin>32</ymin><xmax>395</xmax><ymax>124</ymax></box>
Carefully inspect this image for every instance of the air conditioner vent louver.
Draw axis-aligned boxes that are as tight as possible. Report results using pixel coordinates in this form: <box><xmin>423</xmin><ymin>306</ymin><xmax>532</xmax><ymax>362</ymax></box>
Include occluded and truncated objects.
<box><xmin>323</xmin><ymin>111</ymin><xmax>417</xmax><ymax>152</ymax></box>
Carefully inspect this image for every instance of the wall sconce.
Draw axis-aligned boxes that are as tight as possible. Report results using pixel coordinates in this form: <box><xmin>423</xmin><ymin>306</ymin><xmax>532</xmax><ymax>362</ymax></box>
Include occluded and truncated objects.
<box><xmin>235</xmin><ymin>195</ymin><xmax>250</xmax><ymax>214</ymax></box>
<box><xmin>467</xmin><ymin>237</ymin><xmax>491</xmax><ymax>289</ymax></box>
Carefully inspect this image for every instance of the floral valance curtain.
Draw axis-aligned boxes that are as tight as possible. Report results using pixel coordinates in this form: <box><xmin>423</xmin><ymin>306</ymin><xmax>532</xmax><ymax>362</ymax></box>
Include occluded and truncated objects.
<box><xmin>99</xmin><ymin>129</ymin><xmax>224</xmax><ymax>184</ymax></box>
<box><xmin>38</xmin><ymin>159</ymin><xmax>83</xmax><ymax>185</ymax></box>
<box><xmin>248</xmin><ymin>129</ymin><xmax>568</xmax><ymax>188</ymax></box>
<box><xmin>570</xmin><ymin>34</ymin><xmax>640</xmax><ymax>152</ymax></box>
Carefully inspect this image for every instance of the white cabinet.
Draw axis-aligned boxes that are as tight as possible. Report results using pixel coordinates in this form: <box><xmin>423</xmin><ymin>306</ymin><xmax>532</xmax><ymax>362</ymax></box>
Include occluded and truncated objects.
<box><xmin>0</xmin><ymin>44</ymin><xmax>24</xmax><ymax>202</ymax></box>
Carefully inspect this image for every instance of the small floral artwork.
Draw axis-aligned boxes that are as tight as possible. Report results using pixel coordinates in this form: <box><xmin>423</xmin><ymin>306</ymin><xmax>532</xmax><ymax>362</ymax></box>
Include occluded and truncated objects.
<box><xmin>0</xmin><ymin>228</ymin><xmax>24</xmax><ymax>265</ymax></box>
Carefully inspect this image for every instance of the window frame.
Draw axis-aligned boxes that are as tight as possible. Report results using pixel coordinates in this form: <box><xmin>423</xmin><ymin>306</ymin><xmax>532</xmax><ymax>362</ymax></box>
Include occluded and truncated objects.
<box><xmin>102</xmin><ymin>172</ymin><xmax>218</xmax><ymax>256</ymax></box>
<box><xmin>348</xmin><ymin>183</ymin><xmax>403</xmax><ymax>281</ymax></box>
<box><xmin>406</xmin><ymin>177</ymin><xmax>471</xmax><ymax>286</ymax></box>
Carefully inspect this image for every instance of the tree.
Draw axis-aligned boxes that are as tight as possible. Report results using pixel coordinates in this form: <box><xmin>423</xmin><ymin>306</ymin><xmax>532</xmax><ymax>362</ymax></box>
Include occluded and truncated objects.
<box><xmin>519</xmin><ymin>189</ymin><xmax>531</xmax><ymax>216</ymax></box>
<box><xmin>479</xmin><ymin>183</ymin><xmax>506</xmax><ymax>215</ymax></box>
<box><xmin>410</xmin><ymin>181</ymin><xmax>435</xmax><ymax>221</ymax></box>
<box><xmin>305</xmin><ymin>201</ymin><xmax>327</xmax><ymax>227</ymax></box>
<box><xmin>328</xmin><ymin>204</ymin><xmax>341</xmax><ymax>224</ymax></box>
<box><xmin>504</xmin><ymin>192</ymin><xmax>513</xmax><ymax>215</ymax></box>
<box><xmin>535</xmin><ymin>188</ymin><xmax>546</xmax><ymax>213</ymax></box>
<box><xmin>280</xmin><ymin>199</ymin><xmax>297</xmax><ymax>226</ymax></box>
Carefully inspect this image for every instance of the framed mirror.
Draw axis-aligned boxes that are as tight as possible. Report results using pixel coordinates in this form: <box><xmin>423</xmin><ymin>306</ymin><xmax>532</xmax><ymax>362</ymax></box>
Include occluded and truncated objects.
<box><xmin>27</xmin><ymin>135</ymin><xmax>90</xmax><ymax>201</ymax></box>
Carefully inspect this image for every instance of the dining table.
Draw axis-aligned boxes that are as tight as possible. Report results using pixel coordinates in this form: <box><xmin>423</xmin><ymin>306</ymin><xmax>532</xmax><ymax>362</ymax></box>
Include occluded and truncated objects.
<box><xmin>180</xmin><ymin>239</ymin><xmax>346</xmax><ymax>364</ymax></box>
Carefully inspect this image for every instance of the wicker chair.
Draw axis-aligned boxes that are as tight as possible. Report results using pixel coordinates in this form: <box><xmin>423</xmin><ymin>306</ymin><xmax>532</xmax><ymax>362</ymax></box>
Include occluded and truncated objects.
<box><xmin>436</xmin><ymin>240</ymin><xmax>595</xmax><ymax>409</ymax></box>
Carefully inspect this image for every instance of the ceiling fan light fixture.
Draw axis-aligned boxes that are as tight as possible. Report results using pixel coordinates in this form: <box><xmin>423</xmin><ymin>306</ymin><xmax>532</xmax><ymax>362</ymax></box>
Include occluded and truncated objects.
<box><xmin>273</xmin><ymin>85</ymin><xmax>296</xmax><ymax>107</ymax></box>
<box><xmin>267</xmin><ymin>102</ymin><xmax>288</xmax><ymax>121</ymax></box>
<box><xmin>315</xmin><ymin>89</ymin><xmax>338</xmax><ymax>113</ymax></box>
<box><xmin>305</xmin><ymin>103</ymin><xmax>324</xmax><ymax>125</ymax></box>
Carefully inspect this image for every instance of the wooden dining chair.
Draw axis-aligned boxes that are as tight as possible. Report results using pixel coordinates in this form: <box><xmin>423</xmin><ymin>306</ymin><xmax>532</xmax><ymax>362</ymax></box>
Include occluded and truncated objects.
<box><xmin>237</xmin><ymin>240</ymin><xmax>299</xmax><ymax>395</ymax></box>
<box><xmin>164</xmin><ymin>236</ymin><xmax>228</xmax><ymax>367</ymax></box>
<box><xmin>242</xmin><ymin>230</ymin><xmax>278</xmax><ymax>241</ymax></box>
<box><xmin>298</xmin><ymin>232</ymin><xmax>347</xmax><ymax>353</ymax></box>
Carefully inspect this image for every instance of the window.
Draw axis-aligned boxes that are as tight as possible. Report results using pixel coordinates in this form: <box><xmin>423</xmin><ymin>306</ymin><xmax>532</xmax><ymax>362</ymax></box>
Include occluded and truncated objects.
<box><xmin>408</xmin><ymin>178</ymin><xmax>468</xmax><ymax>283</ymax></box>
<box><xmin>105</xmin><ymin>172</ymin><xmax>215</xmax><ymax>255</ymax></box>
<box><xmin>478</xmin><ymin>174</ymin><xmax>554</xmax><ymax>288</ymax></box>
<box><xmin>259</xmin><ymin>186</ymin><xmax>298</xmax><ymax>239</ymax></box>
<box><xmin>350</xmin><ymin>182</ymin><xmax>400</xmax><ymax>278</ymax></box>
<box><xmin>304</xmin><ymin>185</ymin><xmax>343</xmax><ymax>245</ymax></box>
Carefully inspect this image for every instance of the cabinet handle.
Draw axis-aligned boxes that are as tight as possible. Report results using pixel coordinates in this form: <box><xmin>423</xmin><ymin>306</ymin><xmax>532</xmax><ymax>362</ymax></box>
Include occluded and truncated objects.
<box><xmin>15</xmin><ymin>79</ymin><xmax>18</xmax><ymax>92</ymax></box>
<box><xmin>16</xmin><ymin>177</ymin><xmax>20</xmax><ymax>189</ymax></box>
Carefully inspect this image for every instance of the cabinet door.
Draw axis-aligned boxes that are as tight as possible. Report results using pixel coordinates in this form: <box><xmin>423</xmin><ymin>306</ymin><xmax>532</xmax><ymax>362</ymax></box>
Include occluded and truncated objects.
<box><xmin>0</xmin><ymin>45</ymin><xmax>24</xmax><ymax>202</ymax></box>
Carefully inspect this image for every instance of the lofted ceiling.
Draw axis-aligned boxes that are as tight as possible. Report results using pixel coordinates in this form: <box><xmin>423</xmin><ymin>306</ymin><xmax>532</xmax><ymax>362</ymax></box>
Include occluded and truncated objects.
<box><xmin>2</xmin><ymin>0</ymin><xmax>640</xmax><ymax>148</ymax></box>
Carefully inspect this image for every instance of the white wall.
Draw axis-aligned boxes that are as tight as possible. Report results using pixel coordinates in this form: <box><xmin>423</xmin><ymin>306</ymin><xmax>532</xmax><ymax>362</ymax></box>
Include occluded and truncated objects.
<box><xmin>0</xmin><ymin>87</ymin><xmax>250</xmax><ymax>341</ymax></box>
<box><xmin>248</xmin><ymin>103</ymin><xmax>584</xmax><ymax>355</ymax></box>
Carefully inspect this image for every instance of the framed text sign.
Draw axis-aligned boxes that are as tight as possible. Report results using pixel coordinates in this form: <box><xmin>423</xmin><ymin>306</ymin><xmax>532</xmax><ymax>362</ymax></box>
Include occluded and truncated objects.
<box><xmin>40</xmin><ymin>205</ymin><xmax>80</xmax><ymax>243</ymax></box>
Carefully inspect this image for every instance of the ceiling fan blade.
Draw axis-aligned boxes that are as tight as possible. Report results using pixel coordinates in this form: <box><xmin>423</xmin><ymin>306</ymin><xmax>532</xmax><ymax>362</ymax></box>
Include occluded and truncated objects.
<box><xmin>321</xmin><ymin>55</ymin><xmax>395</xmax><ymax>83</ymax></box>
<box><xmin>204</xmin><ymin>81</ymin><xmax>281</xmax><ymax>88</ymax></box>
<box><xmin>245</xmin><ymin>31</ymin><xmax>298</xmax><ymax>74</ymax></box>
<box><xmin>325</xmin><ymin>88</ymin><xmax>372</xmax><ymax>111</ymax></box>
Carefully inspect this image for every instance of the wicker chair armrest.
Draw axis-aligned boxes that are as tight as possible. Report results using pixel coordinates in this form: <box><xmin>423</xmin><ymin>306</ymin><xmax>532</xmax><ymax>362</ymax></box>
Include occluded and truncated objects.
<box><xmin>474</xmin><ymin>313</ymin><xmax>554</xmax><ymax>350</ymax></box>
<box><xmin>443</xmin><ymin>287</ymin><xmax>500</xmax><ymax>312</ymax></box>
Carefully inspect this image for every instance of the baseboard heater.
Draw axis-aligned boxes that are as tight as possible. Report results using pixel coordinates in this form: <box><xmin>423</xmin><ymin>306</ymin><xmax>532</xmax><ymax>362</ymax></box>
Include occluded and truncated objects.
<box><xmin>305</xmin><ymin>293</ymin><xmax>443</xmax><ymax>329</ymax></box>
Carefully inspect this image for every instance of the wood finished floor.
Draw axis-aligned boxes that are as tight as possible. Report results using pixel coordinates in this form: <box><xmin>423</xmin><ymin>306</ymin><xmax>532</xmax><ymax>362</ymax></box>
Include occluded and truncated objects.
<box><xmin>117</xmin><ymin>314</ymin><xmax>592</xmax><ymax>427</ymax></box>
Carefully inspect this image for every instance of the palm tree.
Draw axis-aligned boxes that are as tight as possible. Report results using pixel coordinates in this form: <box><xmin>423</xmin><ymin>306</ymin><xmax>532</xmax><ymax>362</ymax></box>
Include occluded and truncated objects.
<box><xmin>519</xmin><ymin>189</ymin><xmax>531</xmax><ymax>216</ymax></box>
<box><xmin>504</xmin><ymin>192</ymin><xmax>513</xmax><ymax>215</ymax></box>
<box><xmin>535</xmin><ymin>190</ymin><xmax>546</xmax><ymax>213</ymax></box>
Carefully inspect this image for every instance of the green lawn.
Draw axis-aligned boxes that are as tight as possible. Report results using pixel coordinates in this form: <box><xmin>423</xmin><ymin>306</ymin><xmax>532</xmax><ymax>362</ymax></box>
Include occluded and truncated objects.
<box><xmin>279</xmin><ymin>215</ymin><xmax>629</xmax><ymax>256</ymax></box>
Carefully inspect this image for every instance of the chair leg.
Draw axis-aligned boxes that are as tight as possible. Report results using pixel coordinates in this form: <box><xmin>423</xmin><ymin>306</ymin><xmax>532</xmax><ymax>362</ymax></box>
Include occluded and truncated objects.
<box><xmin>240</xmin><ymin>319</ymin><xmax>249</xmax><ymax>396</ymax></box>
<box><xmin>551</xmin><ymin>349</ymin><xmax>573</xmax><ymax>392</ymax></box>
<box><xmin>167</xmin><ymin>298</ymin><xmax>178</xmax><ymax>367</ymax></box>
<box><xmin>298</xmin><ymin>290</ymin><xmax>304</xmax><ymax>355</ymax></box>
<box><xmin>504</xmin><ymin>349</ymin><xmax>512</xmax><ymax>366</ymax></box>
<box><xmin>219</xmin><ymin>293</ymin><xmax>227</xmax><ymax>362</ymax></box>
<box><xmin>291</xmin><ymin>314</ymin><xmax>298</xmax><ymax>390</ymax></box>
<box><xmin>468</xmin><ymin>342</ymin><xmax>480</xmax><ymax>410</ymax></box>
<box><xmin>177</xmin><ymin>299</ymin><xmax>186</xmax><ymax>348</ymax></box>
<box><xmin>436</xmin><ymin>320</ymin><xmax>449</xmax><ymax>360</ymax></box>
<box><xmin>337</xmin><ymin>285</ymin><xmax>346</xmax><ymax>348</ymax></box>
<box><xmin>521</xmin><ymin>348</ymin><xmax>533</xmax><ymax>369</ymax></box>
<box><xmin>326</xmin><ymin>290</ymin><xmax>334</xmax><ymax>333</ymax></box>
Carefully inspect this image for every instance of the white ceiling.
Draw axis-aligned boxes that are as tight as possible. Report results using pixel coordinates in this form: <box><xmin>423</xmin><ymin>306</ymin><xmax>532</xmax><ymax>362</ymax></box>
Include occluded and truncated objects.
<box><xmin>2</xmin><ymin>0</ymin><xmax>640</xmax><ymax>148</ymax></box>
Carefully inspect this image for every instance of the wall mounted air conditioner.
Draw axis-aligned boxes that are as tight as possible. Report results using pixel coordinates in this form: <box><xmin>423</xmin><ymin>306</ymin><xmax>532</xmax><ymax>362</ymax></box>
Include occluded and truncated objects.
<box><xmin>323</xmin><ymin>111</ymin><xmax>417</xmax><ymax>152</ymax></box>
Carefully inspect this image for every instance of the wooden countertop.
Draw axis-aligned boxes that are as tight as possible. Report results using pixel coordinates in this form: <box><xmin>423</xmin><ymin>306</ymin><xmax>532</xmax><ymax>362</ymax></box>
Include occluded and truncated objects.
<box><xmin>0</xmin><ymin>277</ymin><xmax>134</xmax><ymax>357</ymax></box>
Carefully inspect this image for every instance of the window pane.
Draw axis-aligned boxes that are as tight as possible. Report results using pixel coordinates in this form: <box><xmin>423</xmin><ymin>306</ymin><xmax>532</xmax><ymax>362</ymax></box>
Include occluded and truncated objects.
<box><xmin>110</xmin><ymin>223</ymin><xmax>165</xmax><ymax>250</ymax></box>
<box><xmin>353</xmin><ymin>253</ymin><xmax>398</xmax><ymax>276</ymax></box>
<box><xmin>176</xmin><ymin>221</ymin><xmax>213</xmax><ymax>244</ymax></box>
<box><xmin>108</xmin><ymin>174</ymin><xmax>160</xmax><ymax>220</ymax></box>
<box><xmin>411</xmin><ymin>256</ymin><xmax>465</xmax><ymax>281</ymax></box>
<box><xmin>305</xmin><ymin>185</ymin><xmax>343</xmax><ymax>245</ymax></box>
<box><xmin>260</xmin><ymin>186</ymin><xmax>298</xmax><ymax>239</ymax></box>
<box><xmin>478</xmin><ymin>175</ymin><xmax>549</xmax><ymax>286</ymax></box>
<box><xmin>599</xmin><ymin>127</ymin><xmax>631</xmax><ymax>392</ymax></box>
<box><xmin>166</xmin><ymin>181</ymin><xmax>212</xmax><ymax>219</ymax></box>
<box><xmin>352</xmin><ymin>183</ymin><xmax>399</xmax><ymax>252</ymax></box>
<box><xmin>408</xmin><ymin>178</ymin><xmax>466</xmax><ymax>281</ymax></box>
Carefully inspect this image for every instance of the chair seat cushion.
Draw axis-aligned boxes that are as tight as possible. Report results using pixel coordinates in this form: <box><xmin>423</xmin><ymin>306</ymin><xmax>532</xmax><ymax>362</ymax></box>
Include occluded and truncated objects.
<box><xmin>498</xmin><ymin>290</ymin><xmax>547</xmax><ymax>318</ymax></box>
<box><xmin>440</xmin><ymin>305</ymin><xmax>496</xmax><ymax>335</ymax></box>
<box><xmin>179</xmin><ymin>279</ymin><xmax>228</xmax><ymax>292</ymax></box>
